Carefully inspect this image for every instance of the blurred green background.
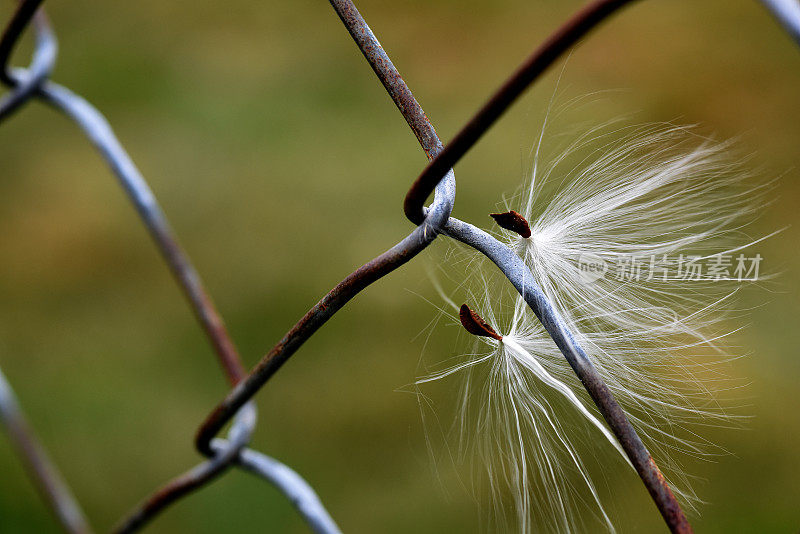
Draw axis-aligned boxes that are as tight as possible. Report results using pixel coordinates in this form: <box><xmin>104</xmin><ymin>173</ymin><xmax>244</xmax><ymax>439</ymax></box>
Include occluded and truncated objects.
<box><xmin>1</xmin><ymin>0</ymin><xmax>799</xmax><ymax>532</ymax></box>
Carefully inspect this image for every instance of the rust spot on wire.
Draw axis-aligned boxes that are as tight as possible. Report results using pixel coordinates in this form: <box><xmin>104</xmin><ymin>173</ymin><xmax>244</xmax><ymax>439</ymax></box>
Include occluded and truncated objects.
<box><xmin>329</xmin><ymin>0</ymin><xmax>443</xmax><ymax>160</ymax></box>
<box><xmin>490</xmin><ymin>210</ymin><xmax>531</xmax><ymax>238</ymax></box>
<box><xmin>459</xmin><ymin>304</ymin><xmax>502</xmax><ymax>341</ymax></box>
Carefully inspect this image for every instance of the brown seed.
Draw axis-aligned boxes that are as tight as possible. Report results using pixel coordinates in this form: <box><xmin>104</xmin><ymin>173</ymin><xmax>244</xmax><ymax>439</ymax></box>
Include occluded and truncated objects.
<box><xmin>490</xmin><ymin>210</ymin><xmax>532</xmax><ymax>238</ymax></box>
<box><xmin>459</xmin><ymin>304</ymin><xmax>502</xmax><ymax>341</ymax></box>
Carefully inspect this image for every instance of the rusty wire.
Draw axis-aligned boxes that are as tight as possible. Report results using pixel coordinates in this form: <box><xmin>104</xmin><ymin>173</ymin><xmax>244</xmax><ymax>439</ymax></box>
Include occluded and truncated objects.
<box><xmin>1</xmin><ymin>0</ymin><xmax>799</xmax><ymax>533</ymax></box>
<box><xmin>112</xmin><ymin>404</ymin><xmax>257</xmax><ymax>534</ymax></box>
<box><xmin>403</xmin><ymin>0</ymin><xmax>637</xmax><ymax>224</ymax></box>
<box><xmin>0</xmin><ymin>1</ymin><xmax>338</xmax><ymax>533</ymax></box>
<box><xmin>195</xmin><ymin>0</ymin><xmax>690</xmax><ymax>532</ymax></box>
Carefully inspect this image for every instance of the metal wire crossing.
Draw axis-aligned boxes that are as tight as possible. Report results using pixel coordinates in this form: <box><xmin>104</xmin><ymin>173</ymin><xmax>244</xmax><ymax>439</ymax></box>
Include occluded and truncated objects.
<box><xmin>1</xmin><ymin>1</ymin><xmax>798</xmax><ymax>532</ymax></box>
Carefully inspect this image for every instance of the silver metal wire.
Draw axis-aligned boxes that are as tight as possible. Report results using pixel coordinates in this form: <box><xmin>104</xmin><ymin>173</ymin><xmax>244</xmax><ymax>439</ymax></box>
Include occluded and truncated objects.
<box><xmin>760</xmin><ymin>0</ymin><xmax>800</xmax><ymax>44</ymax></box>
<box><xmin>0</xmin><ymin>368</ymin><xmax>91</xmax><ymax>534</ymax></box>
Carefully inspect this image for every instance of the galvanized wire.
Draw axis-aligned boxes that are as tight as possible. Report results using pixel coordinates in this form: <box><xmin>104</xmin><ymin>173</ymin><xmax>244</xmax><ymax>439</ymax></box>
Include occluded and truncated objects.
<box><xmin>760</xmin><ymin>0</ymin><xmax>800</xmax><ymax>44</ymax></box>
<box><xmin>0</xmin><ymin>2</ymin><xmax>338</xmax><ymax>532</ymax></box>
<box><xmin>1</xmin><ymin>1</ymin><xmax>799</xmax><ymax>533</ymax></box>
<box><xmin>112</xmin><ymin>404</ymin><xmax>257</xmax><ymax>534</ymax></box>
<box><xmin>210</xmin><ymin>440</ymin><xmax>342</xmax><ymax>534</ymax></box>
<box><xmin>0</xmin><ymin>368</ymin><xmax>91</xmax><ymax>534</ymax></box>
<box><xmin>197</xmin><ymin>1</ymin><xmax>689</xmax><ymax>532</ymax></box>
<box><xmin>0</xmin><ymin>8</ymin><xmax>53</xmax><ymax>120</ymax></box>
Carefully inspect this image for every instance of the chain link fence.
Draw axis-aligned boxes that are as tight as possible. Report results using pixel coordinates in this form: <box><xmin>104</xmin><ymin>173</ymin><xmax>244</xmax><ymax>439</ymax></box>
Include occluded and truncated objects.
<box><xmin>1</xmin><ymin>1</ymin><xmax>798</xmax><ymax>532</ymax></box>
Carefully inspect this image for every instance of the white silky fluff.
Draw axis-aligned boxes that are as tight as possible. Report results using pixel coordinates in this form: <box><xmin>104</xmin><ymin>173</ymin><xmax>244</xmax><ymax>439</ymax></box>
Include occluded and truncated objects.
<box><xmin>418</xmin><ymin>120</ymin><xmax>775</xmax><ymax>532</ymax></box>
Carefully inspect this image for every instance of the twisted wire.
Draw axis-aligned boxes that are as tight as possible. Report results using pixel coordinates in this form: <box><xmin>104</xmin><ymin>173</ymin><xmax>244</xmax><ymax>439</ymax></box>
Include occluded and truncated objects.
<box><xmin>1</xmin><ymin>2</ymin><xmax>338</xmax><ymax>532</ymax></box>
<box><xmin>1</xmin><ymin>1</ymin><xmax>798</xmax><ymax>532</ymax></box>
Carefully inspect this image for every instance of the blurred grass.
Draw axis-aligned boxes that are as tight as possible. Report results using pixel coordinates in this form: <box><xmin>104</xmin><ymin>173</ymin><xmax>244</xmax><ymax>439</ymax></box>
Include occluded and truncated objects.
<box><xmin>0</xmin><ymin>0</ymin><xmax>799</xmax><ymax>532</ymax></box>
